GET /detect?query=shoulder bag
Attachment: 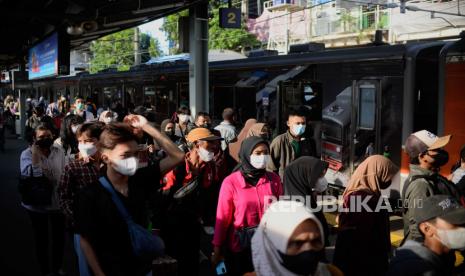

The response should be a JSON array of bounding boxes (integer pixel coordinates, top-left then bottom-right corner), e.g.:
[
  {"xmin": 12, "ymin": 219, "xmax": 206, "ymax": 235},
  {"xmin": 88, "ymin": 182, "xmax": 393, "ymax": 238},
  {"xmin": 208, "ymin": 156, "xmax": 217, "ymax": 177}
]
[
  {"xmin": 99, "ymin": 176, "xmax": 165, "ymax": 258},
  {"xmin": 18, "ymin": 167, "xmax": 53, "ymax": 206}
]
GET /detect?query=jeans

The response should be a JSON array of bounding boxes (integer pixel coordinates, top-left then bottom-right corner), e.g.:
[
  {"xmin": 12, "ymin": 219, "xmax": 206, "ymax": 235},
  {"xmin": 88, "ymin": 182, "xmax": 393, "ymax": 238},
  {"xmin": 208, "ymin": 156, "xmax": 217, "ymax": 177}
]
[{"xmin": 74, "ymin": 234, "xmax": 91, "ymax": 276}]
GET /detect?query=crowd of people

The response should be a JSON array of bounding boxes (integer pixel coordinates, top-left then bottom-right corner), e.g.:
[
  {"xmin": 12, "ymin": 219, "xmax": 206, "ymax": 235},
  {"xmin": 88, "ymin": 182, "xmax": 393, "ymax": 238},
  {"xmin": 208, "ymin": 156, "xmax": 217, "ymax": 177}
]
[{"xmin": 7, "ymin": 92, "xmax": 465, "ymax": 276}]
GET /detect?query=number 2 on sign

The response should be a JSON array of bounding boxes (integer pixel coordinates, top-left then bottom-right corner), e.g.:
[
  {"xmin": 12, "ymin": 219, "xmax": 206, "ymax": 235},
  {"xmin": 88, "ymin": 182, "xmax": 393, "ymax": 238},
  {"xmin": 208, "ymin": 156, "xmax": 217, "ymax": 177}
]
[{"xmin": 228, "ymin": 12, "xmax": 236, "ymax": 24}]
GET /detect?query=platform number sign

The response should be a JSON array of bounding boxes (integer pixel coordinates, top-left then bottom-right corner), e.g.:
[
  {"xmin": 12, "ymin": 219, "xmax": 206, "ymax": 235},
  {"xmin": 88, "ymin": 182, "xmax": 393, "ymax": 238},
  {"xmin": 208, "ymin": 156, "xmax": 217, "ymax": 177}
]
[{"xmin": 219, "ymin": 8, "xmax": 241, "ymax": 29}]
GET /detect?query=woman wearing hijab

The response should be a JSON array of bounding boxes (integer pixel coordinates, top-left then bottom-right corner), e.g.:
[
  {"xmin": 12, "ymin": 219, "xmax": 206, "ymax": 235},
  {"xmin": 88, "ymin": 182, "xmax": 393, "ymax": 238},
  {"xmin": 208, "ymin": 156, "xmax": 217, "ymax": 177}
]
[
  {"xmin": 283, "ymin": 156, "xmax": 330, "ymax": 245},
  {"xmin": 98, "ymin": 110, "xmax": 118, "ymax": 124},
  {"xmin": 160, "ymin": 119, "xmax": 177, "ymax": 142},
  {"xmin": 251, "ymin": 200, "xmax": 343, "ymax": 276},
  {"xmin": 247, "ymin": 123, "xmax": 269, "ymax": 140},
  {"xmin": 333, "ymin": 155, "xmax": 398, "ymax": 276},
  {"xmin": 212, "ymin": 136, "xmax": 283, "ymax": 276},
  {"xmin": 228, "ymin": 118, "xmax": 257, "ymax": 162}
]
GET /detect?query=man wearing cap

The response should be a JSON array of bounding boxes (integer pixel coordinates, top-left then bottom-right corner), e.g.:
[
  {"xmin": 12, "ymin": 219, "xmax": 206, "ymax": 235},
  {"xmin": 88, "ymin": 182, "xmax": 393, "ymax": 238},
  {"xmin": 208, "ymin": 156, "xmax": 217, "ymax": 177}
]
[
  {"xmin": 402, "ymin": 130, "xmax": 461, "ymax": 242},
  {"xmin": 389, "ymin": 195, "xmax": 465, "ymax": 276},
  {"xmin": 160, "ymin": 127, "xmax": 223, "ymax": 276}
]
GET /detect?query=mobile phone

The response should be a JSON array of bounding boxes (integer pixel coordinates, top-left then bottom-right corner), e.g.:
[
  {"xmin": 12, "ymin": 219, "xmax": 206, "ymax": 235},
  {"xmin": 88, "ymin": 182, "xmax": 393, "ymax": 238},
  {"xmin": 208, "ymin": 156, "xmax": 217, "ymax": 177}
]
[{"xmin": 216, "ymin": 260, "xmax": 227, "ymax": 275}]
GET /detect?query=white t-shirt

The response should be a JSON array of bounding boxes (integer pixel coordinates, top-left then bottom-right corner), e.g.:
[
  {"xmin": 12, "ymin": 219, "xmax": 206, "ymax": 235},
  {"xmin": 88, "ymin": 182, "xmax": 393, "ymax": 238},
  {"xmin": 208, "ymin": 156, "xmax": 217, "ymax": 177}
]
[{"xmin": 452, "ymin": 167, "xmax": 465, "ymax": 184}]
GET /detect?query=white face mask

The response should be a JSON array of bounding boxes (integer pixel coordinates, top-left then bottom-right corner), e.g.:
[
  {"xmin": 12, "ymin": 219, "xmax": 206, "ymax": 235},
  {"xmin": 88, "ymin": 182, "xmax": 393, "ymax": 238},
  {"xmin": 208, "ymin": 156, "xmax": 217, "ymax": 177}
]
[
  {"xmin": 250, "ymin": 154, "xmax": 270, "ymax": 169},
  {"xmin": 198, "ymin": 147, "xmax": 214, "ymax": 162},
  {"xmin": 78, "ymin": 143, "xmax": 97, "ymax": 158},
  {"xmin": 71, "ymin": 125, "xmax": 80, "ymax": 134},
  {"xmin": 112, "ymin": 157, "xmax": 139, "ymax": 176},
  {"xmin": 291, "ymin": 124, "xmax": 306, "ymax": 136},
  {"xmin": 314, "ymin": 177, "xmax": 329, "ymax": 193},
  {"xmin": 436, "ymin": 227, "xmax": 465, "ymax": 250},
  {"xmin": 179, "ymin": 114, "xmax": 190, "ymax": 123}
]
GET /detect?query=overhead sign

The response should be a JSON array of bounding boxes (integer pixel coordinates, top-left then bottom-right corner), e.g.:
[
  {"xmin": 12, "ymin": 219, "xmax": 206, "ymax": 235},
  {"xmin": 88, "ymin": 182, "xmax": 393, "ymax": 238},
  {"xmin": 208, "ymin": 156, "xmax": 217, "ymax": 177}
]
[
  {"xmin": 1, "ymin": 71, "xmax": 10, "ymax": 83},
  {"xmin": 219, "ymin": 8, "xmax": 241, "ymax": 29},
  {"xmin": 29, "ymin": 32, "xmax": 59, "ymax": 79},
  {"xmin": 28, "ymin": 32, "xmax": 69, "ymax": 80}
]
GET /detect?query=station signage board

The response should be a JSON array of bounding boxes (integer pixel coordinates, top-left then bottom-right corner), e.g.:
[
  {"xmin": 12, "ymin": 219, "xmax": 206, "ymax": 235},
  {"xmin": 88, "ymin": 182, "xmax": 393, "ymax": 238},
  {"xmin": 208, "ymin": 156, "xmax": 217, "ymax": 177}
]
[{"xmin": 219, "ymin": 8, "xmax": 241, "ymax": 29}]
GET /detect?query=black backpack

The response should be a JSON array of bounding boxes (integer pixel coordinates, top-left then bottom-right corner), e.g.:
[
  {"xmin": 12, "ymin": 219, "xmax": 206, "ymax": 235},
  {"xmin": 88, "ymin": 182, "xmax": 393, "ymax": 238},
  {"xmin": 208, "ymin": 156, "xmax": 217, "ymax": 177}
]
[{"xmin": 402, "ymin": 173, "xmax": 464, "ymax": 212}]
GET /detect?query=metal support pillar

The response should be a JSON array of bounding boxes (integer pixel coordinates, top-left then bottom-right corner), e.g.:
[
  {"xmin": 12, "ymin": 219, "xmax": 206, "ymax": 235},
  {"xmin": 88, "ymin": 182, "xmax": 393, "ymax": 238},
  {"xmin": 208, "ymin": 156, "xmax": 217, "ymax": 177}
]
[
  {"xmin": 19, "ymin": 89, "xmax": 26, "ymax": 139},
  {"xmin": 189, "ymin": 3, "xmax": 209, "ymax": 116}
]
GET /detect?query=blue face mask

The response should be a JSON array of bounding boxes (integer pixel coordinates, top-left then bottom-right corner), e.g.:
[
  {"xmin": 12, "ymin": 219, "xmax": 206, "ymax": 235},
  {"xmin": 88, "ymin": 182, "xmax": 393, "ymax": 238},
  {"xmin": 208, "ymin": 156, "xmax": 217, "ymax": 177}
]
[{"xmin": 291, "ymin": 124, "xmax": 306, "ymax": 136}]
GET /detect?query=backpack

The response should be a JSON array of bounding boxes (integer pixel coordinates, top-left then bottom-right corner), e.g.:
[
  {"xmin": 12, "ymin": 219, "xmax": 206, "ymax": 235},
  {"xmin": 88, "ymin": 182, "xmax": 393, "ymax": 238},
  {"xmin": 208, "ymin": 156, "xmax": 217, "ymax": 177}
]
[{"xmin": 402, "ymin": 173, "xmax": 465, "ymax": 213}]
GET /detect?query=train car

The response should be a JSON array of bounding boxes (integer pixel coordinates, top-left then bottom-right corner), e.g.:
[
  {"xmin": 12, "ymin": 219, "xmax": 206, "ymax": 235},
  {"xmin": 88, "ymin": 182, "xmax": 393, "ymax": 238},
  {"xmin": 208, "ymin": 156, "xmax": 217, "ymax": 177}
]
[{"xmin": 25, "ymin": 34, "xmax": 465, "ymax": 197}]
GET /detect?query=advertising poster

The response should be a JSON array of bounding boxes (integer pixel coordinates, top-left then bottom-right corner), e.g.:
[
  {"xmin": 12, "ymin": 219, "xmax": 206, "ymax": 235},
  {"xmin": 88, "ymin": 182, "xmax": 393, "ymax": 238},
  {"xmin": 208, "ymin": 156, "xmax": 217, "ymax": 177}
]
[{"xmin": 28, "ymin": 32, "xmax": 58, "ymax": 79}]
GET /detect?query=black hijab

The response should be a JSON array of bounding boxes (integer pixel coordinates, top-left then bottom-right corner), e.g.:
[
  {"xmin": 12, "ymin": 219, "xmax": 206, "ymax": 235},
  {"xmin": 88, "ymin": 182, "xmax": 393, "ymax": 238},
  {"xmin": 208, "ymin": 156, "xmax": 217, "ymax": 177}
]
[
  {"xmin": 283, "ymin": 156, "xmax": 329, "ymax": 197},
  {"xmin": 239, "ymin": 136, "xmax": 269, "ymax": 186},
  {"xmin": 160, "ymin": 119, "xmax": 177, "ymax": 141}
]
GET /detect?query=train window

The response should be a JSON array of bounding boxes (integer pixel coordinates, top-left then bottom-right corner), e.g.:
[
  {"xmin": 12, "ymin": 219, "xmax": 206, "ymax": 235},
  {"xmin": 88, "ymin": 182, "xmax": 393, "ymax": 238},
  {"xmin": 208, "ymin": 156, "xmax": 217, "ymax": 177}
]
[
  {"xmin": 358, "ymin": 85, "xmax": 376, "ymax": 130},
  {"xmin": 304, "ymin": 85, "xmax": 314, "ymax": 103},
  {"xmin": 144, "ymin": 86, "xmax": 156, "ymax": 109},
  {"xmin": 322, "ymin": 120, "xmax": 342, "ymax": 141},
  {"xmin": 103, "ymin": 87, "xmax": 119, "ymax": 109}
]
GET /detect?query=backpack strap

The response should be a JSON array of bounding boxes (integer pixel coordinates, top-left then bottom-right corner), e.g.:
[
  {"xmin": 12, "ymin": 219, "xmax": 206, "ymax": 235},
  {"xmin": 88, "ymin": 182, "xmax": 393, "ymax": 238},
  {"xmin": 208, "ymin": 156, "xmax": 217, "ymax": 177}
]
[
  {"xmin": 401, "ymin": 174, "xmax": 437, "ymax": 209},
  {"xmin": 98, "ymin": 176, "xmax": 133, "ymax": 224}
]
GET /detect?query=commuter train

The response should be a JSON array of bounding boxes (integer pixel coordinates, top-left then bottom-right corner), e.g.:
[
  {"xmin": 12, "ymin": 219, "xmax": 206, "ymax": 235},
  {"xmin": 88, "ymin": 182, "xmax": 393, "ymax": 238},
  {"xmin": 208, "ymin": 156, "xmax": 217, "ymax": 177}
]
[{"xmin": 7, "ymin": 34, "xmax": 465, "ymax": 197}]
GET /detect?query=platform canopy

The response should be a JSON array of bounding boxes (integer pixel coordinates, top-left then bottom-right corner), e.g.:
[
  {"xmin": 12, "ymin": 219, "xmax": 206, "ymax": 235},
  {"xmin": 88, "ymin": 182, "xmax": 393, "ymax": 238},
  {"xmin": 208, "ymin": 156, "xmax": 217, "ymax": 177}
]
[{"xmin": 0, "ymin": 0, "xmax": 203, "ymax": 67}]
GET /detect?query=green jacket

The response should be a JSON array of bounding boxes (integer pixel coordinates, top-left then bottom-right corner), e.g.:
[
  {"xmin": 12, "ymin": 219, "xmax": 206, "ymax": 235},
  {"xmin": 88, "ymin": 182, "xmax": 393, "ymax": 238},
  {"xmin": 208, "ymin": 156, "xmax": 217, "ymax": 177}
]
[{"xmin": 267, "ymin": 130, "xmax": 316, "ymax": 179}]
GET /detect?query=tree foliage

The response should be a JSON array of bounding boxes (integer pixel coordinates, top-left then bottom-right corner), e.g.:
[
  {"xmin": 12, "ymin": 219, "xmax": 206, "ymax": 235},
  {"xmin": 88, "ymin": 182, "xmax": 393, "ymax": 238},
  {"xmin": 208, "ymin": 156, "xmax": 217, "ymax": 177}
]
[
  {"xmin": 89, "ymin": 28, "xmax": 161, "ymax": 73},
  {"xmin": 161, "ymin": 6, "xmax": 259, "ymax": 54}
]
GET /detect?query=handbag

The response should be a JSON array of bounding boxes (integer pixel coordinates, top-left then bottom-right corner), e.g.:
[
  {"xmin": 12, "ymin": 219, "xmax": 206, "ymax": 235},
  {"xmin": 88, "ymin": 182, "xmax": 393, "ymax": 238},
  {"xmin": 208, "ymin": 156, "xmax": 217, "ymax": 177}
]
[
  {"xmin": 235, "ymin": 225, "xmax": 258, "ymax": 250},
  {"xmin": 18, "ymin": 168, "xmax": 53, "ymax": 206},
  {"xmin": 99, "ymin": 176, "xmax": 165, "ymax": 258}
]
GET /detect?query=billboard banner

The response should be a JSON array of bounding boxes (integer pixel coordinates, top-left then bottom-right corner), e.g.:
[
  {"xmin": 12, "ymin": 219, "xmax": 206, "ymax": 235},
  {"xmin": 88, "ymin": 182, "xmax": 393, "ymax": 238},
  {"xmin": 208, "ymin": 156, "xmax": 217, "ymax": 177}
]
[{"xmin": 28, "ymin": 32, "xmax": 59, "ymax": 79}]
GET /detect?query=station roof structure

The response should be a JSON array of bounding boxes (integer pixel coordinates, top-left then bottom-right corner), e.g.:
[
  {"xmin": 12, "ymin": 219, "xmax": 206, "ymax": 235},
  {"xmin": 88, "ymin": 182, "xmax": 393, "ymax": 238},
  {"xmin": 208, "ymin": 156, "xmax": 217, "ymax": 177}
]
[{"xmin": 0, "ymin": 0, "xmax": 203, "ymax": 67}]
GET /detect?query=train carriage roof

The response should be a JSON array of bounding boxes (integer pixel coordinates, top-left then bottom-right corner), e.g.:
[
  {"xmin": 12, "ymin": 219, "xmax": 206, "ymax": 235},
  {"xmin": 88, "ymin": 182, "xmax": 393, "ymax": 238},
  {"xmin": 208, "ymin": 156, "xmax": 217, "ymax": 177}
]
[{"xmin": 34, "ymin": 41, "xmax": 448, "ymax": 85}]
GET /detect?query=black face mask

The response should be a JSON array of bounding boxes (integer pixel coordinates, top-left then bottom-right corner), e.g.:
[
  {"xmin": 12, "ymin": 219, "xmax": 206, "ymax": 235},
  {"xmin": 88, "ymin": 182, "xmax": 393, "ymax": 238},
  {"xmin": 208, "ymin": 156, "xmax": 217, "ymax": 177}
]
[
  {"xmin": 164, "ymin": 129, "xmax": 175, "ymax": 137},
  {"xmin": 429, "ymin": 149, "xmax": 449, "ymax": 168},
  {"xmin": 278, "ymin": 250, "xmax": 320, "ymax": 276},
  {"xmin": 36, "ymin": 137, "xmax": 54, "ymax": 149}
]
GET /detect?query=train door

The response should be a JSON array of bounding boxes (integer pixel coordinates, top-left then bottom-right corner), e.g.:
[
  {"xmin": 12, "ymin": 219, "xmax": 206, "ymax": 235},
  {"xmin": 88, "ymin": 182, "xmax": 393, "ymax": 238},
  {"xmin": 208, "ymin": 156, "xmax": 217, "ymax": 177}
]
[
  {"xmin": 349, "ymin": 79, "xmax": 385, "ymax": 172},
  {"xmin": 212, "ymin": 86, "xmax": 234, "ymax": 123},
  {"xmin": 102, "ymin": 86, "xmax": 120, "ymax": 110},
  {"xmin": 234, "ymin": 87, "xmax": 258, "ymax": 125}
]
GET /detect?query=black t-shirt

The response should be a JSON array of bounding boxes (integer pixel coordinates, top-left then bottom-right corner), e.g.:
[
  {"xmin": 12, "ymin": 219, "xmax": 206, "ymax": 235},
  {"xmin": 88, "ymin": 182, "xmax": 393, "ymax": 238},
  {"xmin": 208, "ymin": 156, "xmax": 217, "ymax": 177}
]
[{"xmin": 75, "ymin": 162, "xmax": 160, "ymax": 276}]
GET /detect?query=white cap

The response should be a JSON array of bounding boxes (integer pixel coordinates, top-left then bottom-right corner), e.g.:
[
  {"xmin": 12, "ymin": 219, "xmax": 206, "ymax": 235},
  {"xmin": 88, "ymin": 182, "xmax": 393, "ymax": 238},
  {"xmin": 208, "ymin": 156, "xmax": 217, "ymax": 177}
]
[{"xmin": 405, "ymin": 130, "xmax": 451, "ymax": 157}]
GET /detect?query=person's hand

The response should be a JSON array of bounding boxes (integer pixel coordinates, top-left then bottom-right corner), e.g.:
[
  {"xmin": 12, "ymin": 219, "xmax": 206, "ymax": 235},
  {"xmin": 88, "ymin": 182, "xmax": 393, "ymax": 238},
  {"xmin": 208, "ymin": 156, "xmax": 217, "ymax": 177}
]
[
  {"xmin": 31, "ymin": 144, "xmax": 41, "ymax": 156},
  {"xmin": 126, "ymin": 114, "xmax": 148, "ymax": 129},
  {"xmin": 211, "ymin": 247, "xmax": 224, "ymax": 268}
]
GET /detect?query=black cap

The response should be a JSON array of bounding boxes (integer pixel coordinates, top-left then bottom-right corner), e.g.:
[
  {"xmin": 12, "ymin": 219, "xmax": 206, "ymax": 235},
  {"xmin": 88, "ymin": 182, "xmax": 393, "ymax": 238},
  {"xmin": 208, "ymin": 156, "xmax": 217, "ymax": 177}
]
[{"xmin": 414, "ymin": 195, "xmax": 465, "ymax": 225}]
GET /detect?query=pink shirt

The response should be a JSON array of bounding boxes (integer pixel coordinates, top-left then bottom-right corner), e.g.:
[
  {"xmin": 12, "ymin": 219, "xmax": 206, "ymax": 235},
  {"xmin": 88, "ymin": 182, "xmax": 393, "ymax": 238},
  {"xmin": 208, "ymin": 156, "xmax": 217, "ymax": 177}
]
[{"xmin": 213, "ymin": 171, "xmax": 283, "ymax": 252}]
